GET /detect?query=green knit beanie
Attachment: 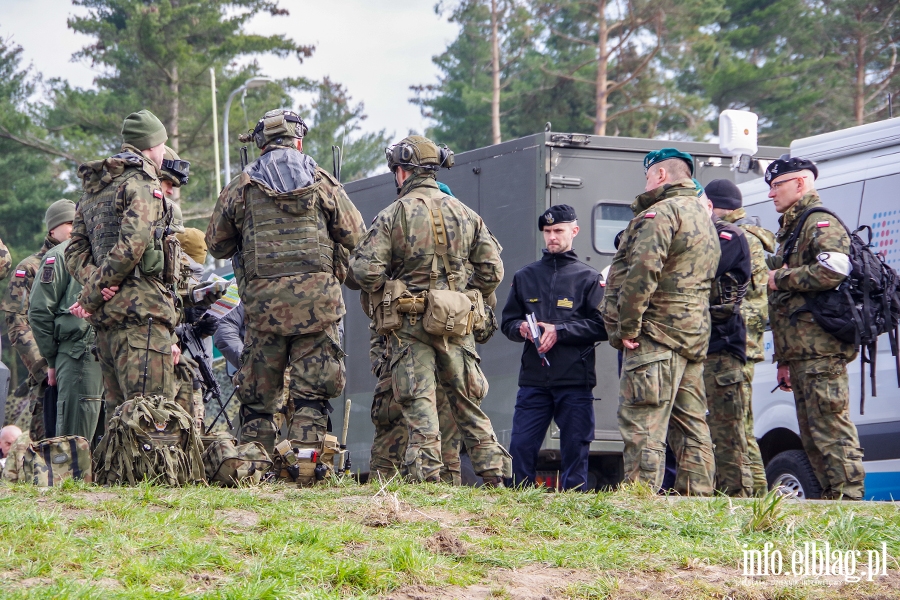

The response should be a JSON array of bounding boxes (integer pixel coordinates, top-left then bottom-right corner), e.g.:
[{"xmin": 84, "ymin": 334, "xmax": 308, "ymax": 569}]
[
  {"xmin": 121, "ymin": 109, "xmax": 168, "ymax": 149},
  {"xmin": 45, "ymin": 199, "xmax": 76, "ymax": 232}
]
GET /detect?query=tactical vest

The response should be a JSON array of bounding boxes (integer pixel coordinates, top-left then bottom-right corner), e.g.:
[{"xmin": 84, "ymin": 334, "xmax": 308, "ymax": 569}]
[
  {"xmin": 240, "ymin": 180, "xmax": 336, "ymax": 280},
  {"xmin": 80, "ymin": 170, "xmax": 141, "ymax": 264}
]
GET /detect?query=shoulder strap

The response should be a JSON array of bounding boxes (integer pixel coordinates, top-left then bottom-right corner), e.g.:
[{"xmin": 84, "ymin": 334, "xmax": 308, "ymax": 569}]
[
  {"xmin": 731, "ymin": 216, "xmax": 760, "ymax": 227},
  {"xmin": 423, "ymin": 196, "xmax": 457, "ymax": 291},
  {"xmin": 782, "ymin": 207, "xmax": 850, "ymax": 259}
]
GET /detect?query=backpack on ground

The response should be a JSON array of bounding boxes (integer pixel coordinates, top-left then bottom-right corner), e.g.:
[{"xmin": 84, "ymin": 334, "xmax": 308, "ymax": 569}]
[
  {"xmin": 784, "ymin": 207, "xmax": 900, "ymax": 411},
  {"xmin": 2, "ymin": 434, "xmax": 92, "ymax": 486},
  {"xmin": 94, "ymin": 394, "xmax": 205, "ymax": 486},
  {"xmin": 202, "ymin": 435, "xmax": 272, "ymax": 487}
]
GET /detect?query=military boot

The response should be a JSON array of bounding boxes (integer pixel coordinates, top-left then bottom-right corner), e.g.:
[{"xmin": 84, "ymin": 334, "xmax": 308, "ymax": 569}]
[
  {"xmin": 239, "ymin": 406, "xmax": 278, "ymax": 455},
  {"xmin": 481, "ymin": 476, "xmax": 505, "ymax": 488}
]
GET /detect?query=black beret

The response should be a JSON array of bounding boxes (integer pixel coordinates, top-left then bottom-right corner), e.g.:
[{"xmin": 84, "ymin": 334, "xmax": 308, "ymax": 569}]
[
  {"xmin": 705, "ymin": 179, "xmax": 743, "ymax": 210},
  {"xmin": 539, "ymin": 204, "xmax": 577, "ymax": 230},
  {"xmin": 764, "ymin": 155, "xmax": 818, "ymax": 186}
]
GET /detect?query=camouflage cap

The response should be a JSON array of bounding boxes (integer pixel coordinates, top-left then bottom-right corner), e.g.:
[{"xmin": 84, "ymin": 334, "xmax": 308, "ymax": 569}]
[
  {"xmin": 160, "ymin": 146, "xmax": 190, "ymax": 187},
  {"xmin": 643, "ymin": 148, "xmax": 694, "ymax": 176},
  {"xmin": 385, "ymin": 135, "xmax": 454, "ymax": 172},
  {"xmin": 121, "ymin": 109, "xmax": 167, "ymax": 150},
  {"xmin": 241, "ymin": 108, "xmax": 309, "ymax": 149}
]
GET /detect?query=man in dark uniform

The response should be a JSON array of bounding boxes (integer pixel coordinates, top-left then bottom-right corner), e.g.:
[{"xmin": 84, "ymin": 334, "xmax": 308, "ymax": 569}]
[
  {"xmin": 501, "ymin": 204, "xmax": 607, "ymax": 490},
  {"xmin": 702, "ymin": 196, "xmax": 754, "ymax": 496}
]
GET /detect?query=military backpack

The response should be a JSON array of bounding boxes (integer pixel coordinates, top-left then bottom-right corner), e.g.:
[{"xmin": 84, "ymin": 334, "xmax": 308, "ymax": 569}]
[
  {"xmin": 93, "ymin": 394, "xmax": 205, "ymax": 486},
  {"xmin": 783, "ymin": 207, "xmax": 900, "ymax": 410},
  {"xmin": 202, "ymin": 435, "xmax": 272, "ymax": 487},
  {"xmin": 2, "ymin": 434, "xmax": 93, "ymax": 486}
]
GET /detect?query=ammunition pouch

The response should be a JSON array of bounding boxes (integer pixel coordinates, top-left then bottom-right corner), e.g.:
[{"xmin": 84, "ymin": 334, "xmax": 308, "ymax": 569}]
[
  {"xmin": 139, "ymin": 228, "xmax": 165, "ymax": 278},
  {"xmin": 372, "ymin": 279, "xmax": 410, "ymax": 334},
  {"xmin": 423, "ymin": 289, "xmax": 479, "ymax": 337},
  {"xmin": 161, "ymin": 234, "xmax": 184, "ymax": 286},
  {"xmin": 271, "ymin": 434, "xmax": 340, "ymax": 486}
]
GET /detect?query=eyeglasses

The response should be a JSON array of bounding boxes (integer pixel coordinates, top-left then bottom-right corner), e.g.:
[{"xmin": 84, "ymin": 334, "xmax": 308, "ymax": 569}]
[{"xmin": 769, "ymin": 176, "xmax": 803, "ymax": 190}]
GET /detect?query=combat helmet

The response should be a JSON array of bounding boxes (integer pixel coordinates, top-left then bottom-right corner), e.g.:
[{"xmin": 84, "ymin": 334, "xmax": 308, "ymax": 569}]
[
  {"xmin": 240, "ymin": 108, "xmax": 309, "ymax": 149},
  {"xmin": 385, "ymin": 135, "xmax": 454, "ymax": 173},
  {"xmin": 160, "ymin": 146, "xmax": 190, "ymax": 187}
]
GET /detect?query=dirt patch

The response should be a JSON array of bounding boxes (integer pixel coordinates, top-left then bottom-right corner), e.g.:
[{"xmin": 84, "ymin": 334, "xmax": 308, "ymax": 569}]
[
  {"xmin": 423, "ymin": 530, "xmax": 467, "ymax": 557},
  {"xmin": 78, "ymin": 492, "xmax": 119, "ymax": 504},
  {"xmin": 214, "ymin": 509, "xmax": 259, "ymax": 529},
  {"xmin": 384, "ymin": 564, "xmax": 900, "ymax": 600},
  {"xmin": 364, "ymin": 492, "xmax": 403, "ymax": 527},
  {"xmin": 74, "ymin": 577, "xmax": 122, "ymax": 590}
]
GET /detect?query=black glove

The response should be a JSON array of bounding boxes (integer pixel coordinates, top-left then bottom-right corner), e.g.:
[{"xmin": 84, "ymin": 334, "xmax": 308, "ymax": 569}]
[{"xmin": 192, "ymin": 314, "xmax": 219, "ymax": 338}]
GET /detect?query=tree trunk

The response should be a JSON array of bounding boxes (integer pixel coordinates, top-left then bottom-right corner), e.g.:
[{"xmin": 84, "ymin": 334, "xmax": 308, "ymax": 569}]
[
  {"xmin": 595, "ymin": 0, "xmax": 609, "ymax": 136},
  {"xmin": 855, "ymin": 33, "xmax": 866, "ymax": 125},
  {"xmin": 490, "ymin": 0, "xmax": 502, "ymax": 145},
  {"xmin": 169, "ymin": 63, "xmax": 180, "ymax": 201}
]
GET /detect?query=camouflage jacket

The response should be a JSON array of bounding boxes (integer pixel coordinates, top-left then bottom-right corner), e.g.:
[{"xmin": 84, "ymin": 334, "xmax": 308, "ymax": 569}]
[
  {"xmin": 722, "ymin": 208, "xmax": 775, "ymax": 364},
  {"xmin": 768, "ymin": 192, "xmax": 857, "ymax": 363},
  {"xmin": 206, "ymin": 153, "xmax": 365, "ymax": 335},
  {"xmin": 602, "ymin": 179, "xmax": 720, "ymax": 361},
  {"xmin": 28, "ymin": 240, "xmax": 95, "ymax": 369},
  {"xmin": 65, "ymin": 145, "xmax": 178, "ymax": 331},
  {"xmin": 1, "ymin": 235, "xmax": 58, "ymax": 379},
  {"xmin": 0, "ymin": 238, "xmax": 9, "ymax": 280},
  {"xmin": 349, "ymin": 177, "xmax": 504, "ymax": 298}
]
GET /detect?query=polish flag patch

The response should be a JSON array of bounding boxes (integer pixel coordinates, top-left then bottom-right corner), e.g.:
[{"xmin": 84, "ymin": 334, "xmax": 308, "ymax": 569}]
[
  {"xmin": 15, "ymin": 269, "xmax": 26, "ymax": 277},
  {"xmin": 45, "ymin": 256, "xmax": 55, "ymax": 264},
  {"xmin": 719, "ymin": 231, "xmax": 733, "ymax": 240},
  {"xmin": 816, "ymin": 221, "xmax": 830, "ymax": 228},
  {"xmin": 644, "ymin": 212, "xmax": 657, "ymax": 219},
  {"xmin": 153, "ymin": 189, "xmax": 163, "ymax": 199}
]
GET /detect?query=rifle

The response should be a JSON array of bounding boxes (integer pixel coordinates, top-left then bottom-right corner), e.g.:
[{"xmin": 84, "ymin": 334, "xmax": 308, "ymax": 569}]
[{"xmin": 177, "ymin": 322, "xmax": 232, "ymax": 430}]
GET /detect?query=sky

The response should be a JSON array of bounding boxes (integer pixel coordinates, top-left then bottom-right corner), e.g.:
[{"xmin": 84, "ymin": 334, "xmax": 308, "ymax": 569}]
[{"xmin": 1, "ymin": 0, "xmax": 459, "ymax": 141}]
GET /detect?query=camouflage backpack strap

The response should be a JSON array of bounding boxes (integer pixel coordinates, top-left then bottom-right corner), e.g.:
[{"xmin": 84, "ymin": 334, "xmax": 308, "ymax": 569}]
[{"xmin": 422, "ymin": 196, "xmax": 457, "ymax": 292}]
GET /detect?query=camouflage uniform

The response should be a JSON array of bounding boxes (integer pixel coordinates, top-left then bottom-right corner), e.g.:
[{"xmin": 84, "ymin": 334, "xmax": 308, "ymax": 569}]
[
  {"xmin": 1, "ymin": 235, "xmax": 57, "ymax": 436},
  {"xmin": 368, "ymin": 322, "xmax": 463, "ymax": 483},
  {"xmin": 28, "ymin": 240, "xmax": 104, "ymax": 441},
  {"xmin": 206, "ymin": 123, "xmax": 365, "ymax": 454},
  {"xmin": 722, "ymin": 208, "xmax": 775, "ymax": 494},
  {"xmin": 0, "ymin": 239, "xmax": 9, "ymax": 281},
  {"xmin": 65, "ymin": 145, "xmax": 179, "ymax": 410},
  {"xmin": 602, "ymin": 179, "xmax": 720, "ymax": 495},
  {"xmin": 768, "ymin": 191, "xmax": 864, "ymax": 500},
  {"xmin": 350, "ymin": 159, "xmax": 510, "ymax": 483}
]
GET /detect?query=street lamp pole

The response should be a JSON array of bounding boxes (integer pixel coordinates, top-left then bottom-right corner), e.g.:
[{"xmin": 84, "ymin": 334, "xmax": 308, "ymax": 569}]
[{"xmin": 223, "ymin": 76, "xmax": 276, "ymax": 182}]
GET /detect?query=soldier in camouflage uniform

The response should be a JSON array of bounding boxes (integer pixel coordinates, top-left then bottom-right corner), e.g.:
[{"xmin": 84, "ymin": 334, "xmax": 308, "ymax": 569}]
[
  {"xmin": 29, "ymin": 230, "xmax": 104, "ymax": 442},
  {"xmin": 350, "ymin": 135, "xmax": 511, "ymax": 485},
  {"xmin": 1, "ymin": 200, "xmax": 74, "ymax": 436},
  {"xmin": 206, "ymin": 108, "xmax": 365, "ymax": 454},
  {"xmin": 765, "ymin": 157, "xmax": 864, "ymax": 500},
  {"xmin": 65, "ymin": 110, "xmax": 181, "ymax": 411},
  {"xmin": 708, "ymin": 179, "xmax": 774, "ymax": 494},
  {"xmin": 0, "ymin": 238, "xmax": 9, "ymax": 281},
  {"xmin": 602, "ymin": 148, "xmax": 720, "ymax": 496}
]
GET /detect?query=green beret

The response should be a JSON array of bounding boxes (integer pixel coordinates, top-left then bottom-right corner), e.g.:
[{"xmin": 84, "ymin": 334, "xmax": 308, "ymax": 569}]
[
  {"xmin": 121, "ymin": 109, "xmax": 168, "ymax": 150},
  {"xmin": 643, "ymin": 148, "xmax": 694, "ymax": 176},
  {"xmin": 45, "ymin": 199, "xmax": 76, "ymax": 232}
]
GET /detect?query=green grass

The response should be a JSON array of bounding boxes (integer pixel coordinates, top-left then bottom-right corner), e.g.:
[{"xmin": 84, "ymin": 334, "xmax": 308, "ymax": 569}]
[{"xmin": 0, "ymin": 478, "xmax": 898, "ymax": 598}]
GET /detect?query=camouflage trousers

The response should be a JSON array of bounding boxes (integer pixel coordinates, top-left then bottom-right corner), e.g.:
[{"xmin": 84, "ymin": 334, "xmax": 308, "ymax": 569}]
[
  {"xmin": 370, "ymin": 374, "xmax": 463, "ymax": 484},
  {"xmin": 174, "ymin": 354, "xmax": 205, "ymax": 428},
  {"xmin": 96, "ymin": 323, "xmax": 176, "ymax": 411},
  {"xmin": 389, "ymin": 320, "xmax": 511, "ymax": 482},
  {"xmin": 235, "ymin": 323, "xmax": 345, "ymax": 454},
  {"xmin": 788, "ymin": 357, "xmax": 865, "ymax": 500},
  {"xmin": 618, "ymin": 337, "xmax": 714, "ymax": 496},
  {"xmin": 742, "ymin": 362, "xmax": 769, "ymax": 494},
  {"xmin": 54, "ymin": 349, "xmax": 104, "ymax": 442},
  {"xmin": 703, "ymin": 351, "xmax": 754, "ymax": 497}
]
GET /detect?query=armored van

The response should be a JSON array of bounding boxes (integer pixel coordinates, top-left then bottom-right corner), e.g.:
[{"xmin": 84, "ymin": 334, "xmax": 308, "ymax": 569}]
[
  {"xmin": 741, "ymin": 117, "xmax": 900, "ymax": 501},
  {"xmin": 337, "ymin": 130, "xmax": 785, "ymax": 487}
]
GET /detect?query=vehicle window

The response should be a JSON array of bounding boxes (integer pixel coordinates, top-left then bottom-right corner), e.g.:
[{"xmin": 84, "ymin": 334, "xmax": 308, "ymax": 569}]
[
  {"xmin": 860, "ymin": 173, "xmax": 900, "ymax": 270},
  {"xmin": 592, "ymin": 203, "xmax": 633, "ymax": 254}
]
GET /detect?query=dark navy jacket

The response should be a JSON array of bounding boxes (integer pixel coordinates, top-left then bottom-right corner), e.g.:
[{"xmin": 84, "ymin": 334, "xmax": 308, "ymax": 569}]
[
  {"xmin": 708, "ymin": 219, "xmax": 752, "ymax": 361},
  {"xmin": 501, "ymin": 249, "xmax": 607, "ymax": 388}
]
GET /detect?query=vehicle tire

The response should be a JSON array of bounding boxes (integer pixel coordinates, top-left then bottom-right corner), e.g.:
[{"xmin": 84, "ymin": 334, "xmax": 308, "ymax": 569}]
[{"xmin": 765, "ymin": 449, "xmax": 823, "ymax": 499}]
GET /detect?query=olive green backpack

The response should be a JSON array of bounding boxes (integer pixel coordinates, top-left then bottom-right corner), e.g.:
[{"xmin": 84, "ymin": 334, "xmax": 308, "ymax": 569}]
[{"xmin": 93, "ymin": 394, "xmax": 205, "ymax": 486}]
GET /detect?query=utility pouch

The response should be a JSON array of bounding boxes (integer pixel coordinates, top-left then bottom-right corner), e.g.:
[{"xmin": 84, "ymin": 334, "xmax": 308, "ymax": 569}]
[
  {"xmin": 466, "ymin": 289, "xmax": 487, "ymax": 334},
  {"xmin": 374, "ymin": 279, "xmax": 408, "ymax": 334},
  {"xmin": 423, "ymin": 289, "xmax": 475, "ymax": 337},
  {"xmin": 203, "ymin": 438, "xmax": 272, "ymax": 487},
  {"xmin": 161, "ymin": 234, "xmax": 184, "ymax": 286},
  {"xmin": 139, "ymin": 227, "xmax": 165, "ymax": 278}
]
